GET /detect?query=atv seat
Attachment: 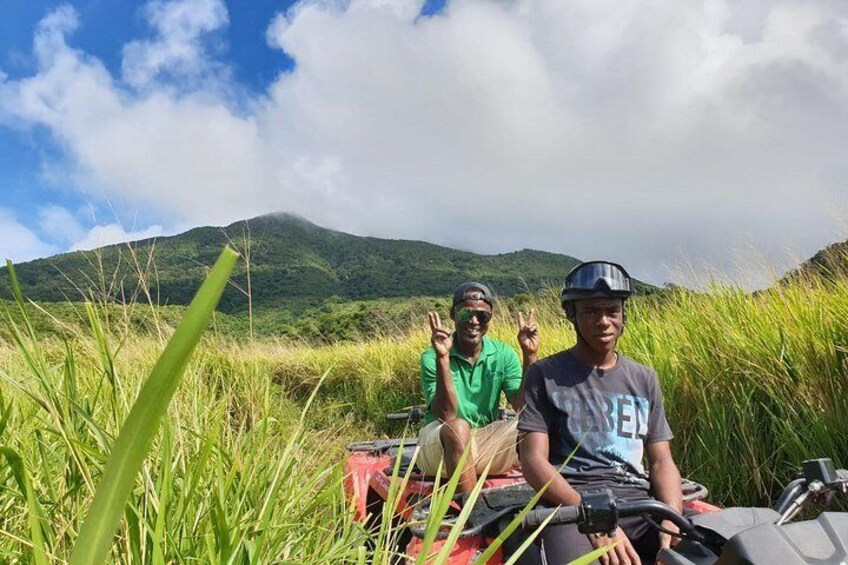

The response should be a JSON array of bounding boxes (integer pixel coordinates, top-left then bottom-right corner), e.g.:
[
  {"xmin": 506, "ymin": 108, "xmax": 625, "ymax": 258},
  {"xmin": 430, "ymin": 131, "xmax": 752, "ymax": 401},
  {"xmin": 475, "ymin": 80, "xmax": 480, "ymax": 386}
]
[{"xmin": 390, "ymin": 442, "xmax": 421, "ymax": 475}]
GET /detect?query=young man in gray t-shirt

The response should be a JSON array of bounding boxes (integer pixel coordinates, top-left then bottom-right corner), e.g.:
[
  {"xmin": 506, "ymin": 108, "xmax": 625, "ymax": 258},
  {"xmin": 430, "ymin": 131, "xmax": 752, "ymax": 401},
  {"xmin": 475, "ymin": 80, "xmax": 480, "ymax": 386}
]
[{"xmin": 519, "ymin": 261, "xmax": 682, "ymax": 565}]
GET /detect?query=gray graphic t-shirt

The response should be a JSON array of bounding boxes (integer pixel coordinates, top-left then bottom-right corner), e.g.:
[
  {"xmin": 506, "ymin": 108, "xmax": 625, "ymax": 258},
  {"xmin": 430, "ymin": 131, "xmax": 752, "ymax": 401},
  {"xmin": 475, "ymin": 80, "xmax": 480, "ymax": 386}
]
[{"xmin": 518, "ymin": 351, "xmax": 673, "ymax": 489}]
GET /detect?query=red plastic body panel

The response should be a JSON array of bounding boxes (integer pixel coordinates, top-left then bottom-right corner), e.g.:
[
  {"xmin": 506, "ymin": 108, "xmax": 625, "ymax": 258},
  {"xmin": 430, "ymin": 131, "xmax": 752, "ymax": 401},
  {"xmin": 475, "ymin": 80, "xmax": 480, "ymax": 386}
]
[
  {"xmin": 405, "ymin": 536, "xmax": 501, "ymax": 564},
  {"xmin": 684, "ymin": 498, "xmax": 722, "ymax": 515},
  {"xmin": 343, "ymin": 452, "xmax": 393, "ymax": 522}
]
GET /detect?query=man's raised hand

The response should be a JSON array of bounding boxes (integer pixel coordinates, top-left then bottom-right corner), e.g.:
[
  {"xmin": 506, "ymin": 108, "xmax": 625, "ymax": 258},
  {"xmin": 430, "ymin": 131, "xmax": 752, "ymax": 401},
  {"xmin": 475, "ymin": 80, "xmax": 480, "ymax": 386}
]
[
  {"xmin": 428, "ymin": 311, "xmax": 453, "ymax": 358},
  {"xmin": 517, "ymin": 309, "xmax": 540, "ymax": 356}
]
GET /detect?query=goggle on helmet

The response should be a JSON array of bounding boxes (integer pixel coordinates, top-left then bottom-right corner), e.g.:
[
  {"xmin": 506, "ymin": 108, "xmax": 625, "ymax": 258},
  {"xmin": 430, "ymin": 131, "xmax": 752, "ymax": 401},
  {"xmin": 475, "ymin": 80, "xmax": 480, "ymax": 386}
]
[{"xmin": 561, "ymin": 261, "xmax": 633, "ymax": 307}]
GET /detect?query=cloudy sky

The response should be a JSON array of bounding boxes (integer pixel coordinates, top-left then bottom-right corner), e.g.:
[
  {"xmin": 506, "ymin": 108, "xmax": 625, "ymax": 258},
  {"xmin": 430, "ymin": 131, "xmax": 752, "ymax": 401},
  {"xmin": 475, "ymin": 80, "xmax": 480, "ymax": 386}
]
[{"xmin": 1, "ymin": 0, "xmax": 846, "ymax": 287}]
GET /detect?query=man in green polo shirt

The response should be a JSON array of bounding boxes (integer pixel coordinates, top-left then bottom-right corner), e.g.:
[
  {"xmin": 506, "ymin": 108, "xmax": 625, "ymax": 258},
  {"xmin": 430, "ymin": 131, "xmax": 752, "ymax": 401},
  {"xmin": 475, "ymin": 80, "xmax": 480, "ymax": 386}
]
[{"xmin": 417, "ymin": 282, "xmax": 539, "ymax": 492}]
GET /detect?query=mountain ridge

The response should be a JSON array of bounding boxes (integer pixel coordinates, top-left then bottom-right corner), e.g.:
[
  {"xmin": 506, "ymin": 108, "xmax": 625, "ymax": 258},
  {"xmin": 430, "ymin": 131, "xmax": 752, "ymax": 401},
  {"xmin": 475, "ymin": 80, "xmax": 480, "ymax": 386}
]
[
  {"xmin": 781, "ymin": 240, "xmax": 848, "ymax": 284},
  {"xmin": 1, "ymin": 213, "xmax": 612, "ymax": 313}
]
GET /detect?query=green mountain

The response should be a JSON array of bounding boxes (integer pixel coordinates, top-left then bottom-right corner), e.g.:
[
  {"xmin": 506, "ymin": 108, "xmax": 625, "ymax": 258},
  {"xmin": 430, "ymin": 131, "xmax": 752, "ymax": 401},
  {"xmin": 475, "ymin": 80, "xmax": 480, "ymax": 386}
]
[
  {"xmin": 0, "ymin": 213, "xmax": 608, "ymax": 313},
  {"xmin": 782, "ymin": 240, "xmax": 848, "ymax": 283}
]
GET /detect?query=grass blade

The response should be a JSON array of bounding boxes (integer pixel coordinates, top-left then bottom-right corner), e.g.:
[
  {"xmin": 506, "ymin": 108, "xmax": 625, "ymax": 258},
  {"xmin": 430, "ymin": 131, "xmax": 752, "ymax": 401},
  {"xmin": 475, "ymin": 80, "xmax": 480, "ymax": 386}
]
[
  {"xmin": 566, "ymin": 541, "xmax": 621, "ymax": 565},
  {"xmin": 69, "ymin": 247, "xmax": 239, "ymax": 565},
  {"xmin": 0, "ymin": 446, "xmax": 51, "ymax": 565}
]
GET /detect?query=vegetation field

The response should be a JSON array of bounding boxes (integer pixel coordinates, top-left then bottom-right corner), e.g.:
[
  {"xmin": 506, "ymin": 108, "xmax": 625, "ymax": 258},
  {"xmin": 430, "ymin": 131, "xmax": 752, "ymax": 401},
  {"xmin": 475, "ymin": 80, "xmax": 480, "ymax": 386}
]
[{"xmin": 0, "ymin": 261, "xmax": 846, "ymax": 561}]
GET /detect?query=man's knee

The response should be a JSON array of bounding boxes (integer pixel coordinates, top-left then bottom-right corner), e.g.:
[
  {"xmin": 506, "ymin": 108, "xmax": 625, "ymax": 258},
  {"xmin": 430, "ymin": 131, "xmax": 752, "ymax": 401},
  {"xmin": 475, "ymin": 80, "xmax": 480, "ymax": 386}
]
[{"xmin": 439, "ymin": 417, "xmax": 472, "ymax": 452}]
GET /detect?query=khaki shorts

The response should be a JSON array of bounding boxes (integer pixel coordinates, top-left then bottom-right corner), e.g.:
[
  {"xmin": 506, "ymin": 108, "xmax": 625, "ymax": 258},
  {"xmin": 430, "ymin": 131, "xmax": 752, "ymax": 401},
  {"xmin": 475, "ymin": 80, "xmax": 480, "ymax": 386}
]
[{"xmin": 416, "ymin": 418, "xmax": 520, "ymax": 477}]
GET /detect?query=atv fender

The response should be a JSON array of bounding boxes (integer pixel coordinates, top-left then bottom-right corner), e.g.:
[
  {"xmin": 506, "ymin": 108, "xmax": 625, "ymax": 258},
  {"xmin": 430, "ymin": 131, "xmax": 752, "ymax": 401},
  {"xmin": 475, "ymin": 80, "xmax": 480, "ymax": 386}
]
[
  {"xmin": 405, "ymin": 535, "xmax": 501, "ymax": 564},
  {"xmin": 344, "ymin": 451, "xmax": 392, "ymax": 522}
]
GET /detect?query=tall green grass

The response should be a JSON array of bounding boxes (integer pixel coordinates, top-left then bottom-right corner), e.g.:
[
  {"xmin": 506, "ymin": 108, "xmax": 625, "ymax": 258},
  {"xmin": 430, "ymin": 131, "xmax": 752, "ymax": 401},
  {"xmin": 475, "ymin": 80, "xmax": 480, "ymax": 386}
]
[
  {"xmin": 0, "ymin": 254, "xmax": 373, "ymax": 562},
  {"xmin": 70, "ymin": 248, "xmax": 238, "ymax": 564},
  {"xmin": 0, "ymin": 257, "xmax": 846, "ymax": 559},
  {"xmin": 626, "ymin": 278, "xmax": 848, "ymax": 506}
]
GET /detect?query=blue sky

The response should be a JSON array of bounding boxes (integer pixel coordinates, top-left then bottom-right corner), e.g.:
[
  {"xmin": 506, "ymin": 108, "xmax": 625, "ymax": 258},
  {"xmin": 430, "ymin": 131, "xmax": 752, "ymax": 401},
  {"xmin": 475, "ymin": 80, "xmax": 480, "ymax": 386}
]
[
  {"xmin": 0, "ymin": 0, "xmax": 845, "ymax": 287},
  {"xmin": 1, "ymin": 1, "xmax": 301, "ymax": 88},
  {"xmin": 0, "ymin": 0, "xmax": 302, "ymax": 254},
  {"xmin": 0, "ymin": 0, "xmax": 304, "ymax": 258}
]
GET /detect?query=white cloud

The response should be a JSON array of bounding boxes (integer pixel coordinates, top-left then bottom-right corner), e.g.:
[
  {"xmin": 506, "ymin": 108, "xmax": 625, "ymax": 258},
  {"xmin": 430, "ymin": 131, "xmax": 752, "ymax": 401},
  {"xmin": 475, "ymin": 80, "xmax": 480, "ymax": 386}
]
[
  {"xmin": 70, "ymin": 223, "xmax": 165, "ymax": 251},
  {"xmin": 32, "ymin": 4, "xmax": 80, "ymax": 69},
  {"xmin": 122, "ymin": 0, "xmax": 229, "ymax": 88},
  {"xmin": 2, "ymin": 0, "xmax": 848, "ymax": 285},
  {"xmin": 0, "ymin": 209, "xmax": 56, "ymax": 263},
  {"xmin": 37, "ymin": 205, "xmax": 85, "ymax": 244},
  {"xmin": 37, "ymin": 204, "xmax": 168, "ymax": 252}
]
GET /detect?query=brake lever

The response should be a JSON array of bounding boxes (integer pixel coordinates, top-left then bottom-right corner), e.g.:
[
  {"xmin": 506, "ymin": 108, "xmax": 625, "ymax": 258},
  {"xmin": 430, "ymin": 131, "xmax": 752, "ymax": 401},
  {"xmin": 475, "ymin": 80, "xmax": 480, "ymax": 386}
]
[
  {"xmin": 640, "ymin": 513, "xmax": 688, "ymax": 541},
  {"xmin": 836, "ymin": 469, "xmax": 848, "ymax": 494},
  {"xmin": 776, "ymin": 480, "xmax": 821, "ymax": 526}
]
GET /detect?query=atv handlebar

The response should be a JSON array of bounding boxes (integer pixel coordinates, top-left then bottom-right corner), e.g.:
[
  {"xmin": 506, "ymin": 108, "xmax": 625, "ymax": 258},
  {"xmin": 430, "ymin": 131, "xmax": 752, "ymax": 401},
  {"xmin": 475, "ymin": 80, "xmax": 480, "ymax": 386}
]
[
  {"xmin": 774, "ymin": 459, "xmax": 848, "ymax": 525},
  {"xmin": 403, "ymin": 459, "xmax": 847, "ymax": 544},
  {"xmin": 521, "ymin": 505, "xmax": 580, "ymax": 529},
  {"xmin": 523, "ymin": 461, "xmax": 848, "ymax": 536},
  {"xmin": 386, "ymin": 406, "xmax": 426, "ymax": 423},
  {"xmin": 408, "ymin": 488, "xmax": 702, "ymax": 542},
  {"xmin": 520, "ymin": 490, "xmax": 702, "ymax": 541}
]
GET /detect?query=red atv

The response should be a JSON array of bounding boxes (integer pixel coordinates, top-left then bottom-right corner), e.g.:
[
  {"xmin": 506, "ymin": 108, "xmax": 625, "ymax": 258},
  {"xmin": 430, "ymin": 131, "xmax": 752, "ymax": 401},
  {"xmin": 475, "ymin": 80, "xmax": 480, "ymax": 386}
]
[{"xmin": 343, "ymin": 408, "xmax": 718, "ymax": 563}]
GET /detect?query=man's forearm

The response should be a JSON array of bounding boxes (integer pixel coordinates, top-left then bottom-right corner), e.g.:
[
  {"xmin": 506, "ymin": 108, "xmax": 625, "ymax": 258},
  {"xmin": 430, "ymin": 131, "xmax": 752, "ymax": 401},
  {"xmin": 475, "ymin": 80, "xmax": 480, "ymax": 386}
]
[
  {"xmin": 508, "ymin": 351, "xmax": 537, "ymax": 411},
  {"xmin": 522, "ymin": 351, "xmax": 538, "ymax": 375},
  {"xmin": 431, "ymin": 355, "xmax": 459, "ymax": 421},
  {"xmin": 650, "ymin": 460, "xmax": 683, "ymax": 511},
  {"xmin": 522, "ymin": 453, "xmax": 582, "ymax": 507}
]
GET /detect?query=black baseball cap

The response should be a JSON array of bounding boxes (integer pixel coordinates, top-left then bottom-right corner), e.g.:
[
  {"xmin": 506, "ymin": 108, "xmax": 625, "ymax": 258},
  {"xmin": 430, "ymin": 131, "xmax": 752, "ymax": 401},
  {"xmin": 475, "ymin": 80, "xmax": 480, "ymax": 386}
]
[{"xmin": 452, "ymin": 282, "xmax": 494, "ymax": 307}]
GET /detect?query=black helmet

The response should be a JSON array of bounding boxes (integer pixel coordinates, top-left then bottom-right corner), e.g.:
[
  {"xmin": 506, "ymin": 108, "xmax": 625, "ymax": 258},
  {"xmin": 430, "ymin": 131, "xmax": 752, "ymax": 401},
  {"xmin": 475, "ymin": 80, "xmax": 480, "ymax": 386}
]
[{"xmin": 561, "ymin": 261, "xmax": 633, "ymax": 307}]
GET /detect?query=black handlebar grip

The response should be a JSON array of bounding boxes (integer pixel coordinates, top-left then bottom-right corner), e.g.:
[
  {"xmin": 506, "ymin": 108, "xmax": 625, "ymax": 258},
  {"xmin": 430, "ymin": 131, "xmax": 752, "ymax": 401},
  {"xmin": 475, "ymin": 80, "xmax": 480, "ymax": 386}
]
[{"xmin": 522, "ymin": 506, "xmax": 581, "ymax": 529}]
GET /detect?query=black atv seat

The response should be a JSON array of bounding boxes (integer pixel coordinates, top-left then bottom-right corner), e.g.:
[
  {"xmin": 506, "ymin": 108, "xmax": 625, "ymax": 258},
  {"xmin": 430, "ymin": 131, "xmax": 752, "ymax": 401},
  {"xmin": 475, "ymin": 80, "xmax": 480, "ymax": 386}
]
[
  {"xmin": 388, "ymin": 441, "xmax": 422, "ymax": 476},
  {"xmin": 397, "ymin": 446, "xmax": 420, "ymax": 475}
]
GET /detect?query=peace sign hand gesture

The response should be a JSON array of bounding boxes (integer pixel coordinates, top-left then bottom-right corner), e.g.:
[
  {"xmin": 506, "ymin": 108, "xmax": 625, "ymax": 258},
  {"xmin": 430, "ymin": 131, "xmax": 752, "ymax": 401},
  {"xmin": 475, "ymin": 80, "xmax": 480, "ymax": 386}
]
[
  {"xmin": 517, "ymin": 308, "xmax": 539, "ymax": 357},
  {"xmin": 428, "ymin": 312, "xmax": 453, "ymax": 359}
]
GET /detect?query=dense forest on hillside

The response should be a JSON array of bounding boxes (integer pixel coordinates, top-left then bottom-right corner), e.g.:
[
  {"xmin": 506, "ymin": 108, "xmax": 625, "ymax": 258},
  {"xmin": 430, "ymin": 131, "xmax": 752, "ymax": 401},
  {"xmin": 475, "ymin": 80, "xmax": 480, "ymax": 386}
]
[
  {"xmin": 0, "ymin": 214, "xmax": 601, "ymax": 314},
  {"xmin": 0, "ymin": 214, "xmax": 659, "ymax": 326},
  {"xmin": 0, "ymin": 290, "xmax": 560, "ymax": 343},
  {"xmin": 783, "ymin": 241, "xmax": 848, "ymax": 283}
]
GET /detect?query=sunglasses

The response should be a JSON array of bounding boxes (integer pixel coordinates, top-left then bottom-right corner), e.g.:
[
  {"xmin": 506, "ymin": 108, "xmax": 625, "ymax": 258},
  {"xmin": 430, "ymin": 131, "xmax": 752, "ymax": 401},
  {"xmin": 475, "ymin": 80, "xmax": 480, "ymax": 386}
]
[{"xmin": 457, "ymin": 308, "xmax": 493, "ymax": 324}]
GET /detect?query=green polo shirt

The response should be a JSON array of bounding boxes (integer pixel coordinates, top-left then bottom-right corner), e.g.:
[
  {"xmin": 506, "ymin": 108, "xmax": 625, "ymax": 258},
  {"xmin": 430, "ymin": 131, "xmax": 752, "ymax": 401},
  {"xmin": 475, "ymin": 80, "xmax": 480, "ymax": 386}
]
[{"xmin": 421, "ymin": 337, "xmax": 523, "ymax": 427}]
